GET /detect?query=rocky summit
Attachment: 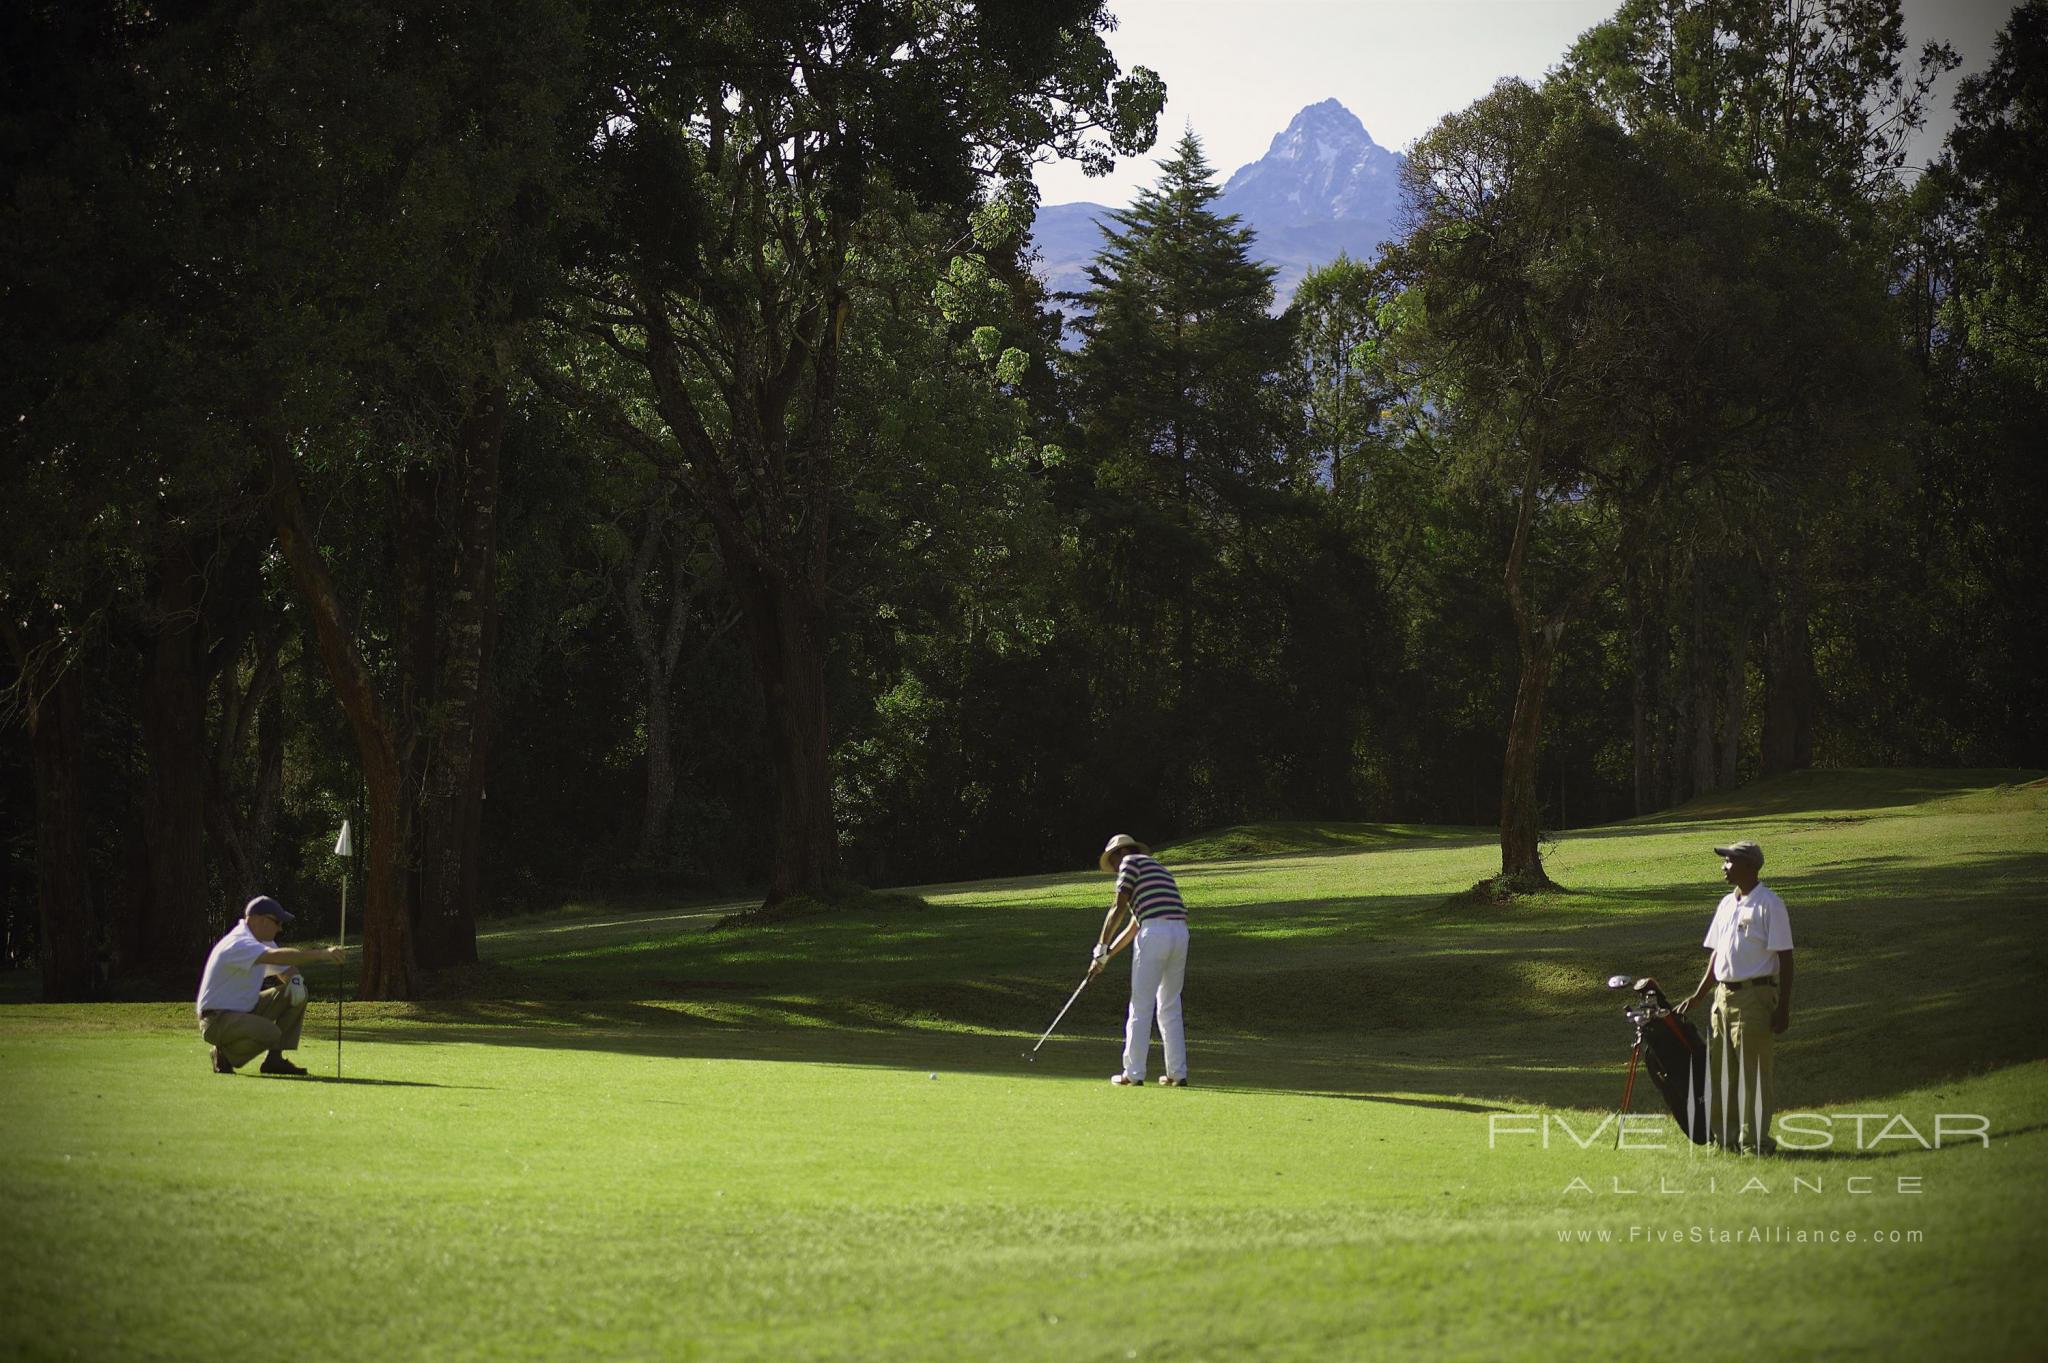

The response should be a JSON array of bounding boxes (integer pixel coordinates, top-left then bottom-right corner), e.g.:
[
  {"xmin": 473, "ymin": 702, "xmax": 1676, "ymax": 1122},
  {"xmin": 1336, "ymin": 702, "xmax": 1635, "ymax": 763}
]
[
  {"xmin": 1031, "ymin": 98, "xmax": 1407, "ymax": 309},
  {"xmin": 1216, "ymin": 98, "xmax": 1404, "ymax": 233}
]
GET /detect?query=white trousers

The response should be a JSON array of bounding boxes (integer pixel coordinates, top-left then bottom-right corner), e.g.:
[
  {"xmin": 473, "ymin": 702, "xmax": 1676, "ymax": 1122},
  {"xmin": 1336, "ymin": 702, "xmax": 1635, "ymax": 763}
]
[{"xmin": 1122, "ymin": 918, "xmax": 1189, "ymax": 1081}]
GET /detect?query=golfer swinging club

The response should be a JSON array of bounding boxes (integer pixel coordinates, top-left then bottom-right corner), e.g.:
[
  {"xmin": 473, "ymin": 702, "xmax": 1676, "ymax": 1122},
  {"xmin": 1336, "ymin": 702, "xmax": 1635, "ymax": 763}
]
[{"xmin": 1090, "ymin": 834, "xmax": 1190, "ymax": 1087}]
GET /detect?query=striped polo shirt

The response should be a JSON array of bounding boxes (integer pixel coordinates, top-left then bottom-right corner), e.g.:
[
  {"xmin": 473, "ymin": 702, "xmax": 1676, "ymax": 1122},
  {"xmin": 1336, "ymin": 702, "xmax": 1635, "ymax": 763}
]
[{"xmin": 1116, "ymin": 853, "xmax": 1187, "ymax": 922}]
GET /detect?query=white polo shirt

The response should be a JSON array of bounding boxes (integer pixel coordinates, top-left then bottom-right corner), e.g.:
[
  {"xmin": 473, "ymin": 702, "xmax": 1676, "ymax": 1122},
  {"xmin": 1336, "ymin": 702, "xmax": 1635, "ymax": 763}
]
[
  {"xmin": 196, "ymin": 922, "xmax": 278, "ymax": 1016},
  {"xmin": 1703, "ymin": 883, "xmax": 1793, "ymax": 984}
]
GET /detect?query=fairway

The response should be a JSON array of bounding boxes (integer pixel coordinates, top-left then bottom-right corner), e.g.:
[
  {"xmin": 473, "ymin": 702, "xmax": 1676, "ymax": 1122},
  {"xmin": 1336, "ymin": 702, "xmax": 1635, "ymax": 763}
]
[{"xmin": 5, "ymin": 770, "xmax": 2047, "ymax": 1361}]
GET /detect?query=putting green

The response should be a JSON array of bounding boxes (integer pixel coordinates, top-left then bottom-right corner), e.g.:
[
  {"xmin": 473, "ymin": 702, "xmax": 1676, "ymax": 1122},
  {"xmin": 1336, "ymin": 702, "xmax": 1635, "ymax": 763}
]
[{"xmin": 3, "ymin": 769, "xmax": 2045, "ymax": 1360}]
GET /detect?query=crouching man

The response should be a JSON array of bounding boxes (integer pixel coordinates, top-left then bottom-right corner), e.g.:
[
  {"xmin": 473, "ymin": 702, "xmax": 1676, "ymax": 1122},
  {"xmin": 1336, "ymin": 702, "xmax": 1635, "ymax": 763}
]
[{"xmin": 197, "ymin": 895, "xmax": 345, "ymax": 1076}]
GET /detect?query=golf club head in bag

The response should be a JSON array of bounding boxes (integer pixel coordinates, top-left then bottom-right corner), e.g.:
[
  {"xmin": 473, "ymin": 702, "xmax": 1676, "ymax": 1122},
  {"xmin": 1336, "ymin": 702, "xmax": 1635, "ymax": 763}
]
[{"xmin": 1610, "ymin": 973, "xmax": 1710, "ymax": 1145}]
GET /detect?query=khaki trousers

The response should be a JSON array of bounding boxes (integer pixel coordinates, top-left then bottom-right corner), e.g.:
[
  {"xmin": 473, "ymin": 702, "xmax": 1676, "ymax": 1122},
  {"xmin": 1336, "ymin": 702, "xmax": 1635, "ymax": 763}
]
[
  {"xmin": 1709, "ymin": 981, "xmax": 1777, "ymax": 1151},
  {"xmin": 200, "ymin": 976, "xmax": 308, "ymax": 1070}
]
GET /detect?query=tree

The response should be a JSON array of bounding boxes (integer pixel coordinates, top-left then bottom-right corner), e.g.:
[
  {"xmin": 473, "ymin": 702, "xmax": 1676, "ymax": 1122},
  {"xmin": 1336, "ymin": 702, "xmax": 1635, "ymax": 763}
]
[
  {"xmin": 0, "ymin": 0, "xmax": 594, "ymax": 996},
  {"xmin": 1945, "ymin": 0, "xmax": 2048, "ymax": 395},
  {"xmin": 1564, "ymin": 0, "xmax": 1956, "ymax": 218},
  {"xmin": 1058, "ymin": 134, "xmax": 1395, "ymax": 835},
  {"xmin": 1062, "ymin": 133, "xmax": 1307, "ymax": 827},
  {"xmin": 0, "ymin": 0, "xmax": 268, "ymax": 987},
  {"xmin": 536, "ymin": 0, "xmax": 1163, "ymax": 904},
  {"xmin": 1291, "ymin": 255, "xmax": 1400, "ymax": 512},
  {"xmin": 1564, "ymin": 0, "xmax": 1957, "ymax": 778},
  {"xmin": 606, "ymin": 479, "xmax": 734, "ymax": 865},
  {"xmin": 1842, "ymin": 0, "xmax": 2048, "ymax": 768},
  {"xmin": 1392, "ymin": 79, "xmax": 1893, "ymax": 886}
]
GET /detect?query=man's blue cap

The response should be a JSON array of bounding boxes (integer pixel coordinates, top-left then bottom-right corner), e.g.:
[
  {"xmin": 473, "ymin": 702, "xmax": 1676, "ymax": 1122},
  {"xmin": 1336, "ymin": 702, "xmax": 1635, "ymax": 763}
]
[{"xmin": 244, "ymin": 895, "xmax": 294, "ymax": 924}]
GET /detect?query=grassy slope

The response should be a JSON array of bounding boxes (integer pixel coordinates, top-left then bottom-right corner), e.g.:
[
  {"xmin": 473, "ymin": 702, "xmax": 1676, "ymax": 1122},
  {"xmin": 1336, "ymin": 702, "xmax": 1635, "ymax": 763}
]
[{"xmin": 2, "ymin": 768, "xmax": 2045, "ymax": 1361}]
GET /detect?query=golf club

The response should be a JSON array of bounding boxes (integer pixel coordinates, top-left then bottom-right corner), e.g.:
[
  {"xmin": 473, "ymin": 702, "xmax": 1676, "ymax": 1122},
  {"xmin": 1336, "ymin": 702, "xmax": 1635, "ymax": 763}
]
[
  {"xmin": 1022, "ymin": 969, "xmax": 1097, "ymax": 1062},
  {"xmin": 1605, "ymin": 970, "xmax": 1710, "ymax": 1147}
]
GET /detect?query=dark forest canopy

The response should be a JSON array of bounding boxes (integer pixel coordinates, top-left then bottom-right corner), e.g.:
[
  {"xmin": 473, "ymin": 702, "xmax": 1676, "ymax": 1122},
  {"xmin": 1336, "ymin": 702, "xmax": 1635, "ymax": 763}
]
[{"xmin": 3, "ymin": 0, "xmax": 2042, "ymax": 999}]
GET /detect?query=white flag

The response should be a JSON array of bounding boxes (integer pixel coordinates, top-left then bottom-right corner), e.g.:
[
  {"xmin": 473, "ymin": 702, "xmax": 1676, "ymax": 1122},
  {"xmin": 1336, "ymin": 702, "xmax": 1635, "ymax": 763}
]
[{"xmin": 334, "ymin": 820, "xmax": 353, "ymax": 857}]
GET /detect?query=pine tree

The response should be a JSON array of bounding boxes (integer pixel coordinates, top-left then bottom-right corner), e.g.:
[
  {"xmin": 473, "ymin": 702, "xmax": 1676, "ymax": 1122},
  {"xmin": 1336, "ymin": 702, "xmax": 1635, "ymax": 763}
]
[
  {"xmin": 1066, "ymin": 132, "xmax": 1302, "ymax": 827},
  {"xmin": 1072, "ymin": 133, "xmax": 1298, "ymax": 521}
]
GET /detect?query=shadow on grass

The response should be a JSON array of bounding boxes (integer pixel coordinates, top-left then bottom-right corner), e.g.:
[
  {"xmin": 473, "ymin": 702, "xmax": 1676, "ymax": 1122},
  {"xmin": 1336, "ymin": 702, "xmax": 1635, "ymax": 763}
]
[
  {"xmin": 320, "ymin": 831, "xmax": 2046, "ymax": 1109},
  {"xmin": 1291, "ymin": 1092, "xmax": 1512, "ymax": 1114},
  {"xmin": 10, "ymin": 820, "xmax": 2042, "ymax": 1117},
  {"xmin": 276, "ymin": 1074, "xmax": 479, "ymax": 1090}
]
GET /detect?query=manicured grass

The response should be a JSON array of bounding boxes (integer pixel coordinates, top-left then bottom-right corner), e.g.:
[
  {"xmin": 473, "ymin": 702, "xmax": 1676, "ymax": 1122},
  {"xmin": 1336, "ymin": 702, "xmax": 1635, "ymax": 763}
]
[{"xmin": 3, "ymin": 769, "xmax": 2045, "ymax": 1360}]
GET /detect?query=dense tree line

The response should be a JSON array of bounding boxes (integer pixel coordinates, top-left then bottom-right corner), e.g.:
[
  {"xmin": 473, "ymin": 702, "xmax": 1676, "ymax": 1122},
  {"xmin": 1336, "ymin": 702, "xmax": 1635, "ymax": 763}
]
[{"xmin": 3, "ymin": 0, "xmax": 2041, "ymax": 999}]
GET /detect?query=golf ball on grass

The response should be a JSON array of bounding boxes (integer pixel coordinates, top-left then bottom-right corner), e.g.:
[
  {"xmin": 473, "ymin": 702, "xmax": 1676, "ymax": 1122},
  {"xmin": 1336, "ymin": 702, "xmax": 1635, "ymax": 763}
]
[{"xmin": 928, "ymin": 1073, "xmax": 937, "ymax": 1080}]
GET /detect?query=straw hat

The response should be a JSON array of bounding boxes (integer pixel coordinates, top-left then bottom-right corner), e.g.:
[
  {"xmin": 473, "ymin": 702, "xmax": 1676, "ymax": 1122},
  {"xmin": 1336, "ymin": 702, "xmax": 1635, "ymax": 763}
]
[{"xmin": 1099, "ymin": 833, "xmax": 1150, "ymax": 873}]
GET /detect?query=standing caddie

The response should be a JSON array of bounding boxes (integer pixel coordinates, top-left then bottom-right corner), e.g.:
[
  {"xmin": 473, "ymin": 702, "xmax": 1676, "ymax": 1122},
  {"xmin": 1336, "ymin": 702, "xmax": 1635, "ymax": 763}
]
[
  {"xmin": 1679, "ymin": 840, "xmax": 1793, "ymax": 1152},
  {"xmin": 197, "ymin": 895, "xmax": 345, "ymax": 1076},
  {"xmin": 1090, "ymin": 834, "xmax": 1191, "ymax": 1087}
]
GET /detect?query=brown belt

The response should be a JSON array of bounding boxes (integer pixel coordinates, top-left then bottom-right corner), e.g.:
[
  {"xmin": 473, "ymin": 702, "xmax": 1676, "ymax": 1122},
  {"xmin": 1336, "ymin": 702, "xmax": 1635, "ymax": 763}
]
[
  {"xmin": 199, "ymin": 1008, "xmax": 239, "ymax": 1018},
  {"xmin": 1721, "ymin": 977, "xmax": 1778, "ymax": 990}
]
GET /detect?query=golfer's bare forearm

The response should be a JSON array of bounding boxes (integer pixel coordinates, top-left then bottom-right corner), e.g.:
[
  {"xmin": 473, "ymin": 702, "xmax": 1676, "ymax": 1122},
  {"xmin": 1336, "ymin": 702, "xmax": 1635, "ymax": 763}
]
[
  {"xmin": 256, "ymin": 947, "xmax": 343, "ymax": 967},
  {"xmin": 1097, "ymin": 897, "xmax": 1126, "ymax": 947},
  {"xmin": 1100, "ymin": 891, "xmax": 1137, "ymax": 947},
  {"xmin": 1777, "ymin": 951, "xmax": 1794, "ymax": 1015},
  {"xmin": 1686, "ymin": 959, "xmax": 1717, "ymax": 1008}
]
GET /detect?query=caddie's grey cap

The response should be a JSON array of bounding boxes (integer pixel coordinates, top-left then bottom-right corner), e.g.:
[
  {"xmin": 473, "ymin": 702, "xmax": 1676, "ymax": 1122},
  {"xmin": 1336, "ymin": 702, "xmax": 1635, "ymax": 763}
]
[
  {"xmin": 244, "ymin": 895, "xmax": 294, "ymax": 923},
  {"xmin": 1713, "ymin": 840, "xmax": 1764, "ymax": 869}
]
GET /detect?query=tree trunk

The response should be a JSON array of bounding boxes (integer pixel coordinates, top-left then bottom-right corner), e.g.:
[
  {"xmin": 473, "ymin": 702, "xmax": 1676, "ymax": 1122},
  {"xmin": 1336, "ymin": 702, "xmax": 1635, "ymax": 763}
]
[
  {"xmin": 1497, "ymin": 434, "xmax": 1564, "ymax": 891},
  {"xmin": 639, "ymin": 690, "xmax": 677, "ymax": 863},
  {"xmin": 270, "ymin": 444, "xmax": 415, "ymax": 998},
  {"xmin": 1761, "ymin": 574, "xmax": 1816, "ymax": 775},
  {"xmin": 767, "ymin": 590, "xmax": 835, "ymax": 903},
  {"xmin": 724, "ymin": 552, "xmax": 836, "ymax": 904},
  {"xmin": 1720, "ymin": 620, "xmax": 1749, "ymax": 787},
  {"xmin": 1665, "ymin": 627, "xmax": 1693, "ymax": 808},
  {"xmin": 136, "ymin": 539, "xmax": 216, "ymax": 980},
  {"xmin": 396, "ymin": 463, "xmax": 436, "ymax": 957},
  {"xmin": 1690, "ymin": 589, "xmax": 1719, "ymax": 798},
  {"xmin": 1499, "ymin": 622, "xmax": 1561, "ymax": 885},
  {"xmin": 13, "ymin": 618, "xmax": 97, "ymax": 1001},
  {"xmin": 418, "ymin": 382, "xmax": 500, "ymax": 968},
  {"xmin": 1628, "ymin": 564, "xmax": 1653, "ymax": 816},
  {"xmin": 206, "ymin": 624, "xmax": 285, "ymax": 908},
  {"xmin": 621, "ymin": 501, "xmax": 691, "ymax": 865}
]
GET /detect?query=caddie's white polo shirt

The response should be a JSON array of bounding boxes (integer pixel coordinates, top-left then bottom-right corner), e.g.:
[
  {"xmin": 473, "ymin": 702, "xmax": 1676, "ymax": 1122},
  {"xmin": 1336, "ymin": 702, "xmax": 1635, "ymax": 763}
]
[
  {"xmin": 1703, "ymin": 883, "xmax": 1793, "ymax": 983},
  {"xmin": 196, "ymin": 922, "xmax": 276, "ymax": 1016}
]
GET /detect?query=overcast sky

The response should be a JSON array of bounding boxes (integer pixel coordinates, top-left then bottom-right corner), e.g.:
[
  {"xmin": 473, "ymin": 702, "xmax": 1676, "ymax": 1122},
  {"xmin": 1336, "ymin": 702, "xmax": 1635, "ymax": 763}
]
[{"xmin": 1031, "ymin": 0, "xmax": 2019, "ymax": 208}]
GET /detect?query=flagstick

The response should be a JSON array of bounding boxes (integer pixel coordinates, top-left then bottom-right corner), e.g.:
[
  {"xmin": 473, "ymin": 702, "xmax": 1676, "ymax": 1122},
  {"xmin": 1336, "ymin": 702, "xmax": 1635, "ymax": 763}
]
[
  {"xmin": 337, "ymin": 873, "xmax": 347, "ymax": 1079},
  {"xmin": 334, "ymin": 819, "xmax": 352, "ymax": 1080}
]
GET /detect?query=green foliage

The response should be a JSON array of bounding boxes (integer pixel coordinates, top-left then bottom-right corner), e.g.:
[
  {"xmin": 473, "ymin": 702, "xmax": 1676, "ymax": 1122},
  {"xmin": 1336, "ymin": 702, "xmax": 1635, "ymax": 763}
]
[
  {"xmin": 4, "ymin": 0, "xmax": 2038, "ymax": 984},
  {"xmin": 1944, "ymin": 1, "xmax": 2048, "ymax": 394},
  {"xmin": 1563, "ymin": 0, "xmax": 1958, "ymax": 220},
  {"xmin": 1289, "ymin": 255, "xmax": 1401, "ymax": 509},
  {"xmin": 1054, "ymin": 133, "xmax": 1387, "ymax": 840},
  {"xmin": 1810, "ymin": 1, "xmax": 2048, "ymax": 771}
]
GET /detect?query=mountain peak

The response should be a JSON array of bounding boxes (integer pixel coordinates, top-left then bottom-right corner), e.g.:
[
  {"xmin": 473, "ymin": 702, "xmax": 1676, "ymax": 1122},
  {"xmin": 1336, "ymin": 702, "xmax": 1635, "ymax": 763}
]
[
  {"xmin": 1031, "ymin": 100, "xmax": 1408, "ymax": 313},
  {"xmin": 1218, "ymin": 99, "xmax": 1403, "ymax": 235},
  {"xmin": 1276, "ymin": 98, "xmax": 1378, "ymax": 151}
]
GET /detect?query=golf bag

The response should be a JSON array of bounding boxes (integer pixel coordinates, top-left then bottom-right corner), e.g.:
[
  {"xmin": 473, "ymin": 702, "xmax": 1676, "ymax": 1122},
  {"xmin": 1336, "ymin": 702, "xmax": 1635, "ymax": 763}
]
[{"xmin": 1618, "ymin": 978, "xmax": 1710, "ymax": 1145}]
